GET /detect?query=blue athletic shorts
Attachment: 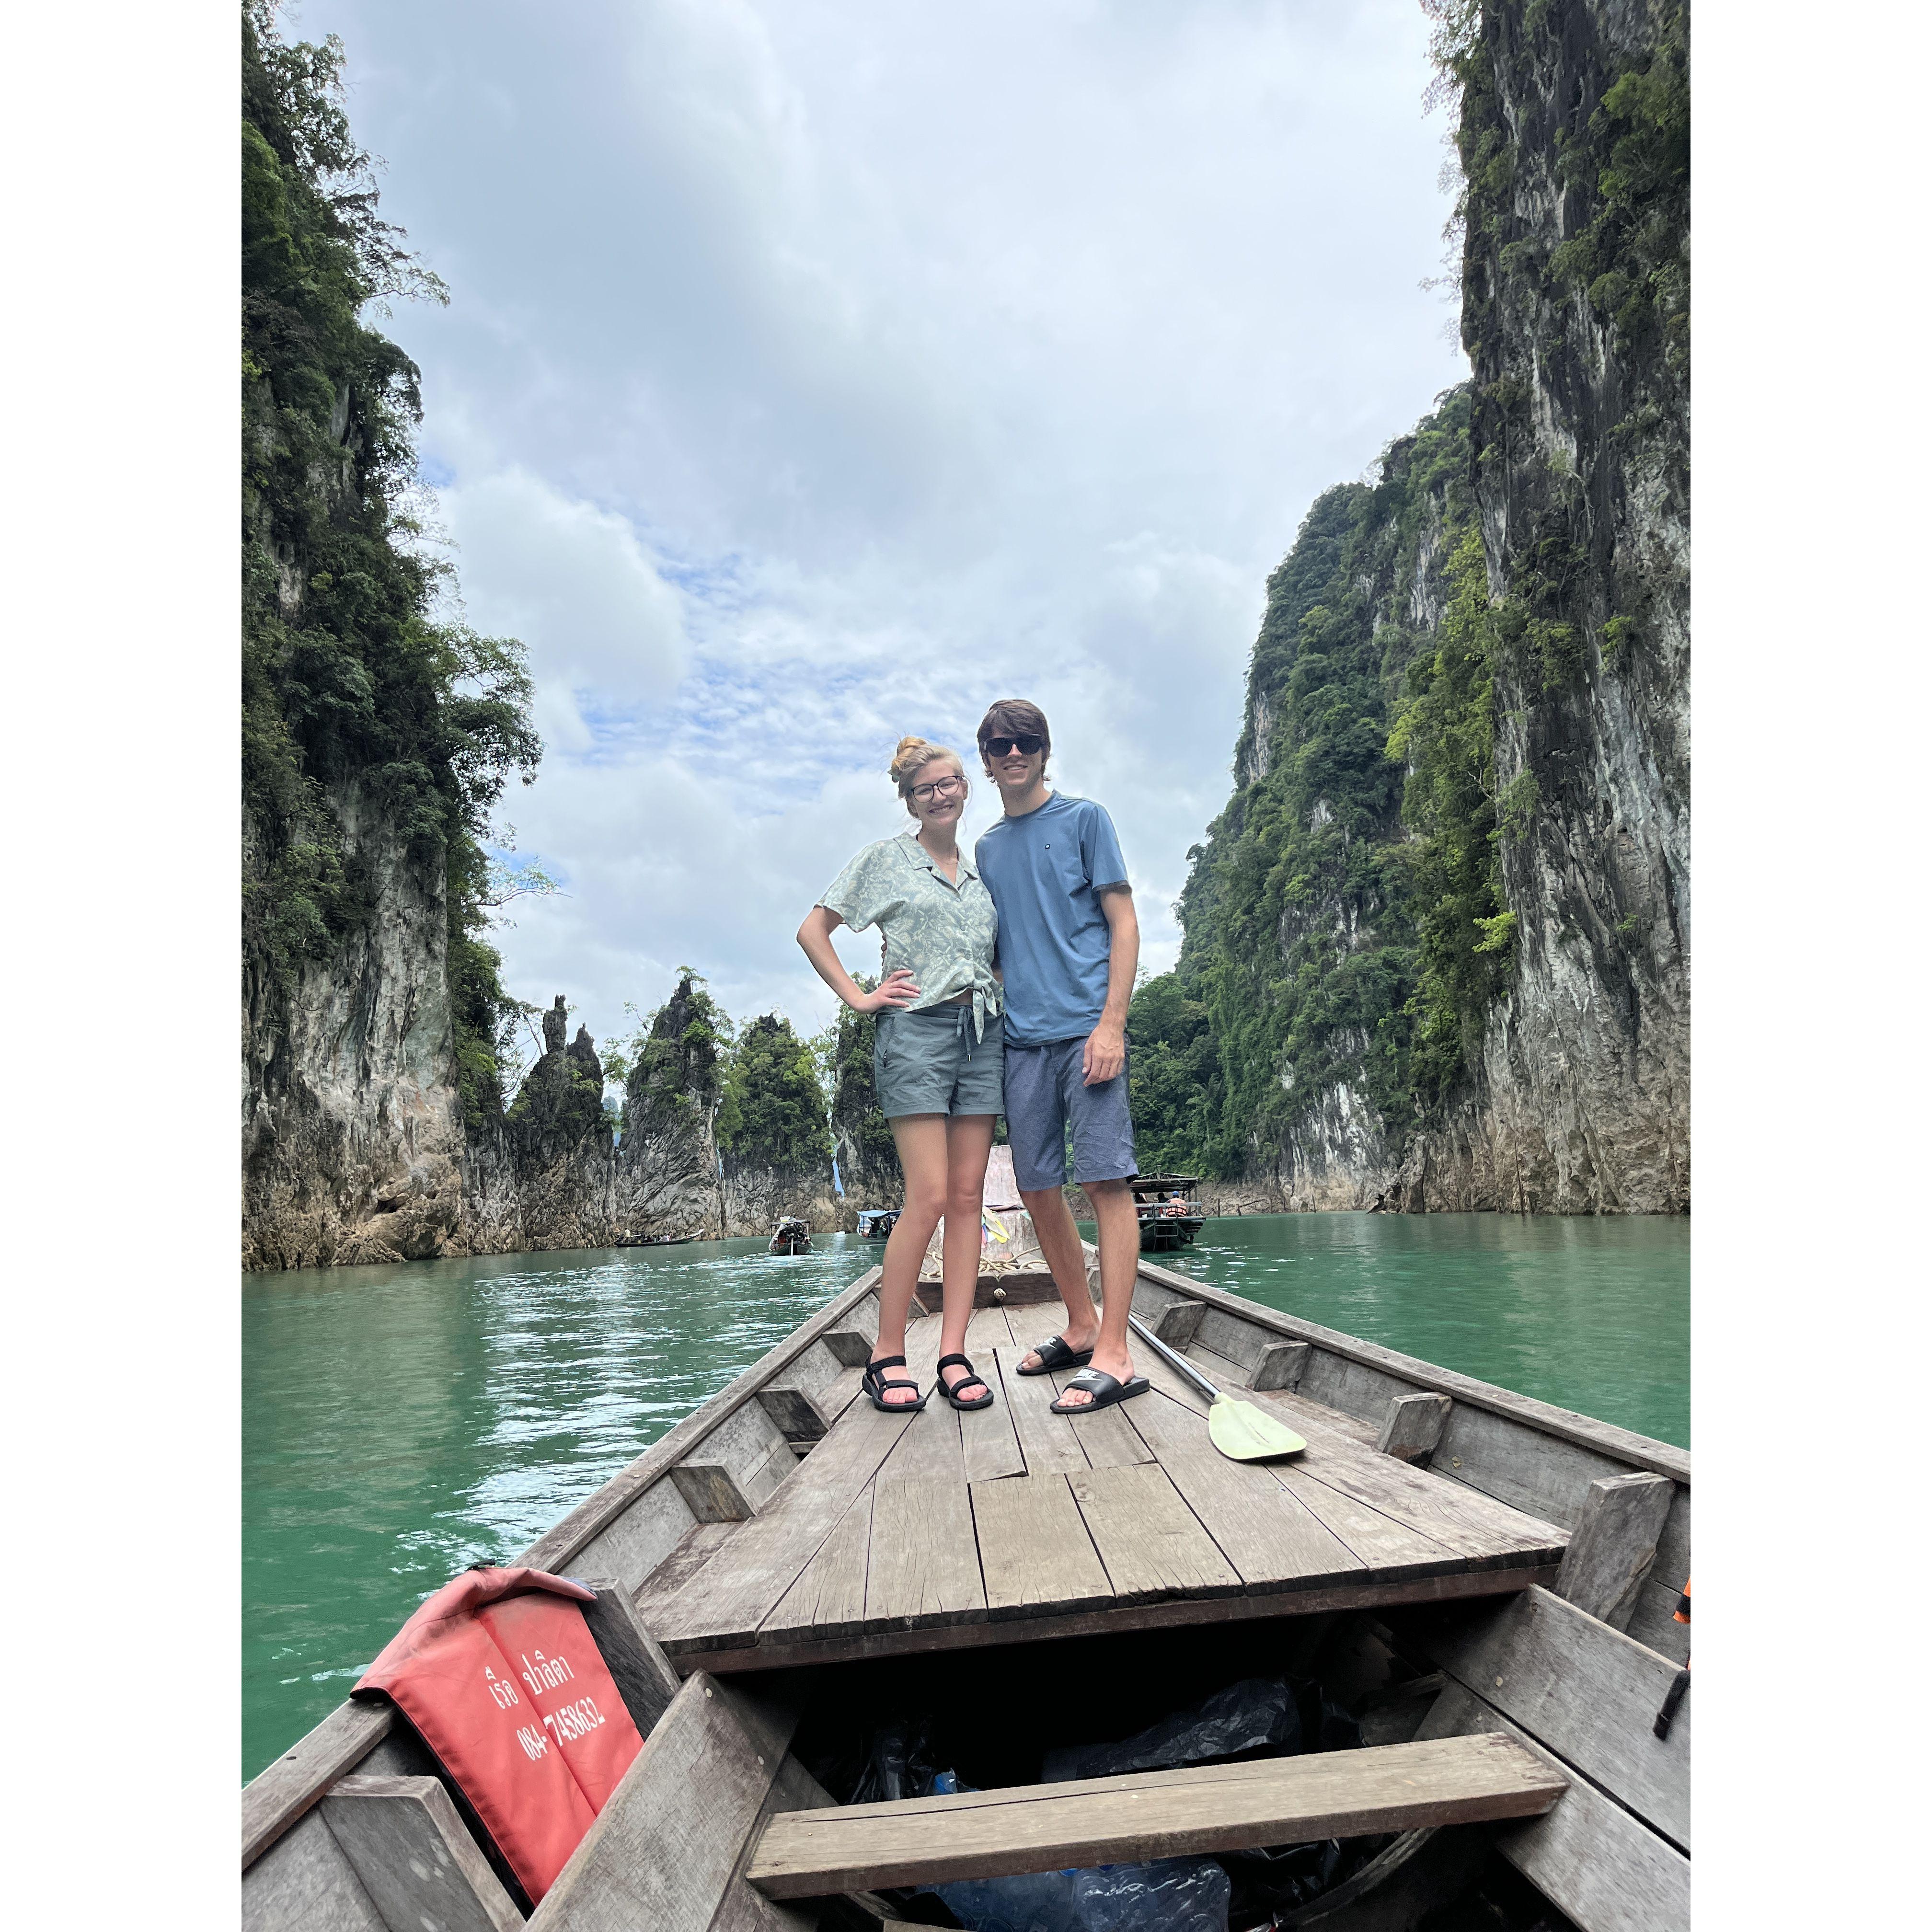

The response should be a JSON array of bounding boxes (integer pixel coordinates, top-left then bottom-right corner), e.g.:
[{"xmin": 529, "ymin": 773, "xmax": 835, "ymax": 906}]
[
  {"xmin": 1002, "ymin": 1037, "xmax": 1137, "ymax": 1192},
  {"xmin": 874, "ymin": 1005, "xmax": 1004, "ymax": 1118}
]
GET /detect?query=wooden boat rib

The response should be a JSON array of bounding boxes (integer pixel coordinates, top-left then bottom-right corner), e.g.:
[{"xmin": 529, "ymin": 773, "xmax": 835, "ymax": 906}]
[{"xmin": 243, "ymin": 1249, "xmax": 1690, "ymax": 1932}]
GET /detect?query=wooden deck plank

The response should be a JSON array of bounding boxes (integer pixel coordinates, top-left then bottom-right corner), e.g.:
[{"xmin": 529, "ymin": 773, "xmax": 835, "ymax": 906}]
[
  {"xmin": 745, "ymin": 1733, "xmax": 1565, "ymax": 1898},
  {"xmin": 1156, "ymin": 1452, "xmax": 1367, "ymax": 1593},
  {"xmin": 633, "ymin": 1520, "xmax": 739, "ymax": 1625},
  {"xmin": 1184, "ymin": 1342, "xmax": 1253, "ymax": 1390},
  {"xmin": 1418, "ymin": 1587, "xmax": 1690, "ymax": 1849},
  {"xmin": 969, "ymin": 1473, "xmax": 1114, "ymax": 1619},
  {"xmin": 1127, "ymin": 1348, "xmax": 1515, "ymax": 1572},
  {"xmin": 813, "ymin": 1366, "xmax": 865, "ymax": 1429},
  {"xmin": 992, "ymin": 1346, "xmax": 1090, "ymax": 1476},
  {"xmin": 864, "ymin": 1479, "xmax": 988, "ymax": 1630},
  {"xmin": 1067, "ymin": 1461, "xmax": 1243, "ymax": 1605},
  {"xmin": 1419, "ymin": 1681, "xmax": 1688, "ymax": 1932},
  {"xmin": 1046, "ymin": 1364, "xmax": 1156, "ymax": 1469},
  {"xmin": 760, "ymin": 1489, "xmax": 874, "ymax": 1644},
  {"xmin": 958, "ymin": 1310, "xmax": 1027, "ymax": 1483},
  {"xmin": 650, "ymin": 1399, "xmax": 914, "ymax": 1648},
  {"xmin": 873, "ymin": 1391, "xmax": 965, "ymax": 1483},
  {"xmin": 682, "ymin": 1565, "xmax": 1558, "ymax": 1675},
  {"xmin": 1256, "ymin": 1389, "xmax": 1568, "ymax": 1565},
  {"xmin": 1270, "ymin": 1462, "xmax": 1465, "ymax": 1578},
  {"xmin": 1131, "ymin": 1337, "xmax": 1212, "ymax": 1415},
  {"xmin": 1119, "ymin": 1387, "xmax": 1217, "ymax": 1460},
  {"xmin": 963, "ymin": 1303, "xmax": 1016, "ymax": 1355}
]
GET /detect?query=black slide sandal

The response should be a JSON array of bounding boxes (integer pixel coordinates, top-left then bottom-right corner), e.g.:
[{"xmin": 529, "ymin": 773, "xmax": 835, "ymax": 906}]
[
  {"xmin": 1015, "ymin": 1334, "xmax": 1095, "ymax": 1377},
  {"xmin": 1050, "ymin": 1368, "xmax": 1150, "ymax": 1414},
  {"xmin": 935, "ymin": 1352, "xmax": 995, "ymax": 1411},
  {"xmin": 863, "ymin": 1353, "xmax": 928, "ymax": 1413}
]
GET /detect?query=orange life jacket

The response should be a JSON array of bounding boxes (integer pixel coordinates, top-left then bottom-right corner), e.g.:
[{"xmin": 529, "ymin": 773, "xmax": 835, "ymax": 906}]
[{"xmin": 355, "ymin": 1566, "xmax": 645, "ymax": 1901}]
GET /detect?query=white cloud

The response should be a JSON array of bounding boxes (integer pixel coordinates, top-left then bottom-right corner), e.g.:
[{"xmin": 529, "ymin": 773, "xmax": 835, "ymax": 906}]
[
  {"xmin": 298, "ymin": 0, "xmax": 1466, "ymax": 1050},
  {"xmin": 436, "ymin": 469, "xmax": 687, "ymax": 753}
]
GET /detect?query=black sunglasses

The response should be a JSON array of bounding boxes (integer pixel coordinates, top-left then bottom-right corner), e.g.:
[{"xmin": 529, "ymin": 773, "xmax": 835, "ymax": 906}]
[{"xmin": 982, "ymin": 734, "xmax": 1045, "ymax": 757}]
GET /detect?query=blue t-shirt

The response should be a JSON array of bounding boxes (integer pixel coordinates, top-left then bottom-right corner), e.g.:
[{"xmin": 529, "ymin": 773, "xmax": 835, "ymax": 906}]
[{"xmin": 974, "ymin": 794, "xmax": 1130, "ymax": 1046}]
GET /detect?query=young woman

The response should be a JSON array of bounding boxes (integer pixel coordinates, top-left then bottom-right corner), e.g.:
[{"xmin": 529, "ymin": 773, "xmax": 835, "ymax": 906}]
[{"xmin": 796, "ymin": 737, "xmax": 1003, "ymax": 1414}]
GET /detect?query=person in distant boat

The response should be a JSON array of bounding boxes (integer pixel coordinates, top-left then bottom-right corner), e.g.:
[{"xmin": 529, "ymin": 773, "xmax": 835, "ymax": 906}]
[
  {"xmin": 972, "ymin": 700, "xmax": 1147, "ymax": 1414},
  {"xmin": 797, "ymin": 737, "xmax": 1003, "ymax": 1415}
]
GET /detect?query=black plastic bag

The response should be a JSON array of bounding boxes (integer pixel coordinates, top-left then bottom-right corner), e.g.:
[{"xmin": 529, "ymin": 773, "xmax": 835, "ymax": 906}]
[
  {"xmin": 1072, "ymin": 1856, "xmax": 1232, "ymax": 1930},
  {"xmin": 849, "ymin": 1714, "xmax": 946, "ymax": 1806},
  {"xmin": 1041, "ymin": 1677, "xmax": 1301, "ymax": 1783}
]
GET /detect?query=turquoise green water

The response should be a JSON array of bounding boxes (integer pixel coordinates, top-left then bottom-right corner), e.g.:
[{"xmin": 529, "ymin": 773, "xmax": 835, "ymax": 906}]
[{"xmin": 242, "ymin": 1214, "xmax": 1685, "ymax": 1780}]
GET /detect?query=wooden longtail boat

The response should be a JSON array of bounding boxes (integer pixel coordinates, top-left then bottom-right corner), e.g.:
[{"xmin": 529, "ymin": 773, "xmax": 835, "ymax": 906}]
[
  {"xmin": 1131, "ymin": 1173, "xmax": 1207, "ymax": 1253},
  {"xmin": 770, "ymin": 1218, "xmax": 812, "ymax": 1255},
  {"xmin": 242, "ymin": 1251, "xmax": 1689, "ymax": 1932}
]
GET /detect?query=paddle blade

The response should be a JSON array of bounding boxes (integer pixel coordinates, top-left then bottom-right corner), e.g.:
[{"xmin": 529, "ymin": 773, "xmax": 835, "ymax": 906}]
[{"xmin": 1208, "ymin": 1393, "xmax": 1307, "ymax": 1461}]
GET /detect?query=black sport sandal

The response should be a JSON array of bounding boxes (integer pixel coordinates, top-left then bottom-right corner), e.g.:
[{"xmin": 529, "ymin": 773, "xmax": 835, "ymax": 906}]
[
  {"xmin": 935, "ymin": 1352, "xmax": 995, "ymax": 1411},
  {"xmin": 862, "ymin": 1353, "xmax": 928, "ymax": 1413}
]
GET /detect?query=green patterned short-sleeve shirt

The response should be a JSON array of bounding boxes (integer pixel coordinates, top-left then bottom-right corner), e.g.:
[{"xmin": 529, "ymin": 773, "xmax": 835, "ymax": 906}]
[{"xmin": 818, "ymin": 832, "xmax": 1002, "ymax": 1035}]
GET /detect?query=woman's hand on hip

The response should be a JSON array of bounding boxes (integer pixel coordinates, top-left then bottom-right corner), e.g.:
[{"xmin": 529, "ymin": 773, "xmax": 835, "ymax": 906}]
[{"xmin": 856, "ymin": 970, "xmax": 920, "ymax": 1013}]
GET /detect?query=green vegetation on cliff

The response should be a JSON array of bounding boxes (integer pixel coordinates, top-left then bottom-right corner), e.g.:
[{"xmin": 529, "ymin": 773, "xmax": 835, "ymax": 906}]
[
  {"xmin": 826, "ymin": 991, "xmax": 900, "ymax": 1197},
  {"xmin": 1131, "ymin": 395, "xmax": 1500, "ymax": 1180},
  {"xmin": 608, "ymin": 974, "xmax": 733, "ymax": 1133},
  {"xmin": 717, "ymin": 1015, "xmax": 833, "ymax": 1174},
  {"xmin": 241, "ymin": 3, "xmax": 538, "ymax": 1127}
]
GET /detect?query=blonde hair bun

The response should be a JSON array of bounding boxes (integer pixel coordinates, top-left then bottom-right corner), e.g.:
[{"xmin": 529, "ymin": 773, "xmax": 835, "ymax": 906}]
[{"xmin": 889, "ymin": 735, "xmax": 935, "ymax": 782}]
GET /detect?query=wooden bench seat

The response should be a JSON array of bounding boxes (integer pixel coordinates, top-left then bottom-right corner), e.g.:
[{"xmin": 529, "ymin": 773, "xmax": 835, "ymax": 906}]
[{"xmin": 744, "ymin": 1732, "xmax": 1566, "ymax": 1900}]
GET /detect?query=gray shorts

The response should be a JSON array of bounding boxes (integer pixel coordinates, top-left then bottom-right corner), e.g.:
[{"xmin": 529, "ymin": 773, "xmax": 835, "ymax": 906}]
[
  {"xmin": 1003, "ymin": 1037, "xmax": 1137, "ymax": 1192},
  {"xmin": 874, "ymin": 1006, "xmax": 1004, "ymax": 1118}
]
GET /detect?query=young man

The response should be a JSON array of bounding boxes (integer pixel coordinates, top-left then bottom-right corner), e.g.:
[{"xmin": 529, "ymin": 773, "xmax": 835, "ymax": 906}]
[{"xmin": 972, "ymin": 699, "xmax": 1147, "ymax": 1412}]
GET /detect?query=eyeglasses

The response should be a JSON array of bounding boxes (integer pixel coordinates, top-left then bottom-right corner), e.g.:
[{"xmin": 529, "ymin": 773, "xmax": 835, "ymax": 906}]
[
  {"xmin": 910, "ymin": 774, "xmax": 966, "ymax": 802},
  {"xmin": 982, "ymin": 734, "xmax": 1045, "ymax": 758}
]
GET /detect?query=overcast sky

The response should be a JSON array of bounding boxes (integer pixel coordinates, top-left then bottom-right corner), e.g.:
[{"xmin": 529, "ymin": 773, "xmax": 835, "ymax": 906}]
[{"xmin": 288, "ymin": 0, "xmax": 1466, "ymax": 1062}]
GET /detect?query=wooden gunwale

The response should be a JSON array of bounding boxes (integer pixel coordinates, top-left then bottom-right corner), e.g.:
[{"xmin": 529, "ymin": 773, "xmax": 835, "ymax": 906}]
[{"xmin": 1132, "ymin": 1256, "xmax": 1690, "ymax": 1484}]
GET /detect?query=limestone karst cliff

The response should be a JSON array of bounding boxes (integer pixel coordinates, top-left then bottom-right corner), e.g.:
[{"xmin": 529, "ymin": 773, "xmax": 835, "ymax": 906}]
[
  {"xmin": 1134, "ymin": 0, "xmax": 1688, "ymax": 1213},
  {"xmin": 828, "ymin": 997, "xmax": 902, "ymax": 1221},
  {"xmin": 610, "ymin": 974, "xmax": 730, "ymax": 1239},
  {"xmin": 242, "ymin": 6, "xmax": 538, "ymax": 1269},
  {"xmin": 1408, "ymin": 0, "xmax": 1689, "ymax": 1210},
  {"xmin": 241, "ymin": 13, "xmax": 846, "ymax": 1266}
]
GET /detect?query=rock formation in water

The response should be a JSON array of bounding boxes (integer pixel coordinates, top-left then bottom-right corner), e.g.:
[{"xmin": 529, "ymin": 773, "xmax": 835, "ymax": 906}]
[
  {"xmin": 828, "ymin": 995, "xmax": 901, "ymax": 1221},
  {"xmin": 479, "ymin": 999, "xmax": 618, "ymax": 1250},
  {"xmin": 611, "ymin": 974, "xmax": 729, "ymax": 1238},
  {"xmin": 717, "ymin": 1015, "xmax": 840, "ymax": 1236},
  {"xmin": 1137, "ymin": 0, "xmax": 1688, "ymax": 1214}
]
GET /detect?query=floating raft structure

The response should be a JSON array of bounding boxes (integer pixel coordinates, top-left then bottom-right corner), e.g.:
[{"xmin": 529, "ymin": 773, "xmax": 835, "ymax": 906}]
[{"xmin": 243, "ymin": 1248, "xmax": 1690, "ymax": 1932}]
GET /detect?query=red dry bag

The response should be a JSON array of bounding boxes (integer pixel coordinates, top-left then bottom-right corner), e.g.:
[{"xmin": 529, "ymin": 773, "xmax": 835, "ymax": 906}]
[{"xmin": 355, "ymin": 1566, "xmax": 645, "ymax": 1901}]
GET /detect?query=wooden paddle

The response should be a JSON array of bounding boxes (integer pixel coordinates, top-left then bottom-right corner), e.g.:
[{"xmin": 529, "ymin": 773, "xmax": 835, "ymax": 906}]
[{"xmin": 1127, "ymin": 1313, "xmax": 1308, "ymax": 1461}]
